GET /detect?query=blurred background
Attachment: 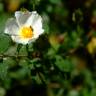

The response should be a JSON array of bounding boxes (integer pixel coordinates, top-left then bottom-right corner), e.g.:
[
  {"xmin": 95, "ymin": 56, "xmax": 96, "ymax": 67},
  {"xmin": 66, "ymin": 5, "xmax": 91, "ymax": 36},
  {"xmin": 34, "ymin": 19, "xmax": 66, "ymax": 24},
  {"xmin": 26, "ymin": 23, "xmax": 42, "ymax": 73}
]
[{"xmin": 0, "ymin": 0, "xmax": 96, "ymax": 96}]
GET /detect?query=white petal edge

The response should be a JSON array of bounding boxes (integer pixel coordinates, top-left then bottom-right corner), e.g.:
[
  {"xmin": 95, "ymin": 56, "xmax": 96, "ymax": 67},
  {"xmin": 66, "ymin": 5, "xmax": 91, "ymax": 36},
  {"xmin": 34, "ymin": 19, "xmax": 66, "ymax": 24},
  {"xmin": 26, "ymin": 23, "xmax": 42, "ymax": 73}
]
[
  {"xmin": 4, "ymin": 18, "xmax": 19, "ymax": 36},
  {"xmin": 5, "ymin": 11, "xmax": 44, "ymax": 45},
  {"xmin": 25, "ymin": 11, "xmax": 44, "ymax": 38},
  {"xmin": 25, "ymin": 11, "xmax": 42, "ymax": 27},
  {"xmin": 11, "ymin": 36, "xmax": 31, "ymax": 45},
  {"xmin": 15, "ymin": 11, "xmax": 32, "ymax": 27}
]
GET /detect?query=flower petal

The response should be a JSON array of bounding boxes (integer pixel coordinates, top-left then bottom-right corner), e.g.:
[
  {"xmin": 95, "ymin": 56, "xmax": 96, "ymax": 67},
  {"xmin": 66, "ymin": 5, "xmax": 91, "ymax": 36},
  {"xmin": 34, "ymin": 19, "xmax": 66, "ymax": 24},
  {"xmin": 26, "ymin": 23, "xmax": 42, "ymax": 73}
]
[
  {"xmin": 15, "ymin": 11, "xmax": 32, "ymax": 27},
  {"xmin": 11, "ymin": 36, "xmax": 31, "ymax": 45},
  {"xmin": 5, "ymin": 11, "xmax": 44, "ymax": 45},
  {"xmin": 25, "ymin": 11, "xmax": 42, "ymax": 27},
  {"xmin": 4, "ymin": 18, "xmax": 19, "ymax": 35},
  {"xmin": 25, "ymin": 11, "xmax": 44, "ymax": 38},
  {"xmin": 33, "ymin": 28, "xmax": 44, "ymax": 39},
  {"xmin": 32, "ymin": 17, "xmax": 44, "ymax": 38}
]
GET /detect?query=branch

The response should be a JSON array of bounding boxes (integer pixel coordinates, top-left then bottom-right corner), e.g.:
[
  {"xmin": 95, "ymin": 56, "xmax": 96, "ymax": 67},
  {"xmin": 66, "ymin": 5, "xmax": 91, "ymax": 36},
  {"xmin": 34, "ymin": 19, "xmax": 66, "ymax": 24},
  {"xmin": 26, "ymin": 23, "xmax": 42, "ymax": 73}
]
[{"xmin": 0, "ymin": 54, "xmax": 28, "ymax": 58}]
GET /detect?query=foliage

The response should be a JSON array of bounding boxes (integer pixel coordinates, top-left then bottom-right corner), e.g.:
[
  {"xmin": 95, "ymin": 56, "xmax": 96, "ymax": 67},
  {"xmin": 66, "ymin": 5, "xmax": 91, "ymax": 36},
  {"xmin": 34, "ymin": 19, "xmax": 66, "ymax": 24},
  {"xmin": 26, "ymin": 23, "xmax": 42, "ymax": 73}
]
[{"xmin": 0, "ymin": 0, "xmax": 96, "ymax": 96}]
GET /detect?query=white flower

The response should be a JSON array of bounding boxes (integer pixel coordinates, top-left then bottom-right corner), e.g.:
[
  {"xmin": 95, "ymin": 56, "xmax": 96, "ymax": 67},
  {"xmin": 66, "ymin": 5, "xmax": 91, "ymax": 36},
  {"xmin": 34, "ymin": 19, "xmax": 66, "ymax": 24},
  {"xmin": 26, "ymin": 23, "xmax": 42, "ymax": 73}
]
[{"xmin": 4, "ymin": 11, "xmax": 44, "ymax": 45}]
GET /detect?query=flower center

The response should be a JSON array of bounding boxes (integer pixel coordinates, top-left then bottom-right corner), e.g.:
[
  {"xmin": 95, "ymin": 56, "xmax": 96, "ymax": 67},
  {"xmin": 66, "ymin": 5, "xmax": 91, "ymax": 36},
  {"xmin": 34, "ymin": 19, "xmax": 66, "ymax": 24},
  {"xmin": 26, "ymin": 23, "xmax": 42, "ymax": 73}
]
[{"xmin": 19, "ymin": 26, "xmax": 33, "ymax": 39}]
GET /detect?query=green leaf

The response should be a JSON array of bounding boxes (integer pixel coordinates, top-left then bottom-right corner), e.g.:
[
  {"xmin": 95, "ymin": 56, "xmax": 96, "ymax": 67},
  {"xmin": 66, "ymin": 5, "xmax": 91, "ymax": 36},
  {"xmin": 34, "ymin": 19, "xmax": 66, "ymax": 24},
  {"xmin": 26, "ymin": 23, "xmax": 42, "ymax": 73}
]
[
  {"xmin": 0, "ymin": 13, "xmax": 10, "ymax": 34},
  {"xmin": 17, "ymin": 44, "xmax": 23, "ymax": 54},
  {"xmin": 29, "ymin": 58, "xmax": 41, "ymax": 68},
  {"xmin": 0, "ymin": 87, "xmax": 6, "ymax": 96},
  {"xmin": 5, "ymin": 45, "xmax": 17, "ymax": 55},
  {"xmin": 42, "ymin": 13, "xmax": 50, "ymax": 34},
  {"xmin": 0, "ymin": 63, "xmax": 8, "ymax": 80},
  {"xmin": 68, "ymin": 90, "xmax": 79, "ymax": 96},
  {"xmin": 49, "ymin": 0, "xmax": 61, "ymax": 4},
  {"xmin": 0, "ymin": 35, "xmax": 11, "ymax": 54},
  {"xmin": 9, "ymin": 67, "xmax": 30, "ymax": 79},
  {"xmin": 19, "ymin": 58, "xmax": 29, "ymax": 67},
  {"xmin": 55, "ymin": 56, "xmax": 73, "ymax": 72},
  {"xmin": 0, "ymin": 3, "xmax": 4, "ymax": 12},
  {"xmin": 91, "ymin": 88, "xmax": 96, "ymax": 96},
  {"xmin": 3, "ymin": 57, "xmax": 16, "ymax": 68},
  {"xmin": 19, "ymin": 45, "xmax": 28, "ymax": 56}
]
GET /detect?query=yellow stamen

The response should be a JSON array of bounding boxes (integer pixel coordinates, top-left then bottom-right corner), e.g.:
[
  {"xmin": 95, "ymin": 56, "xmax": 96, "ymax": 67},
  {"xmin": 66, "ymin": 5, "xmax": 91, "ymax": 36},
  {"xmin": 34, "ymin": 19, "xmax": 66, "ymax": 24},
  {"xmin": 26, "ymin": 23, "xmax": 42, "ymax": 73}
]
[{"xmin": 19, "ymin": 26, "xmax": 33, "ymax": 39}]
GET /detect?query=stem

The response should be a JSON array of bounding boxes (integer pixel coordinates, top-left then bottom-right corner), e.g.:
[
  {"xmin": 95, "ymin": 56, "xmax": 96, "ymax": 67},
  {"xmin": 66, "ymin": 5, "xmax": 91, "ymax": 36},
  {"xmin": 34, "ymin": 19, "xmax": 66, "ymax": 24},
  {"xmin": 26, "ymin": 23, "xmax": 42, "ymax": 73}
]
[
  {"xmin": 33, "ymin": 4, "xmax": 35, "ymax": 11},
  {"xmin": 0, "ymin": 54, "xmax": 27, "ymax": 58},
  {"xmin": 17, "ymin": 44, "xmax": 22, "ymax": 54},
  {"xmin": 26, "ymin": 44, "xmax": 29, "ymax": 57},
  {"xmin": 37, "ymin": 71, "xmax": 46, "ymax": 85},
  {"xmin": 34, "ymin": 65, "xmax": 46, "ymax": 85},
  {"xmin": 26, "ymin": 44, "xmax": 29, "ymax": 53},
  {"xmin": 32, "ymin": 0, "xmax": 36, "ymax": 10}
]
